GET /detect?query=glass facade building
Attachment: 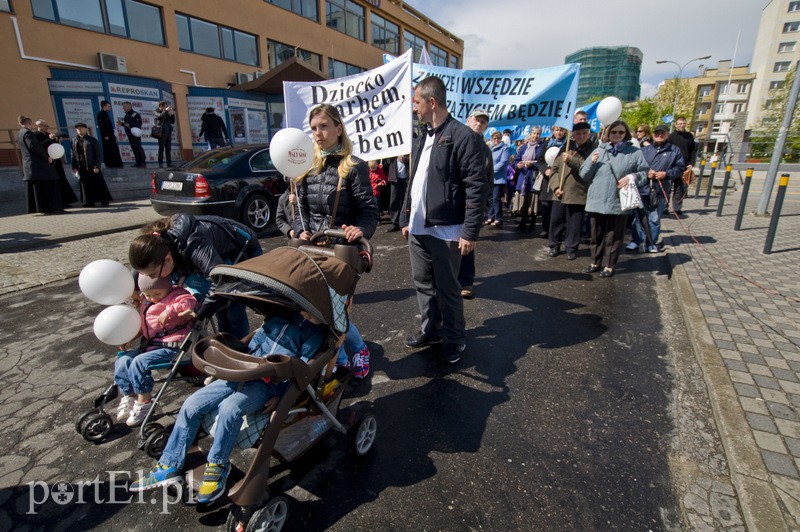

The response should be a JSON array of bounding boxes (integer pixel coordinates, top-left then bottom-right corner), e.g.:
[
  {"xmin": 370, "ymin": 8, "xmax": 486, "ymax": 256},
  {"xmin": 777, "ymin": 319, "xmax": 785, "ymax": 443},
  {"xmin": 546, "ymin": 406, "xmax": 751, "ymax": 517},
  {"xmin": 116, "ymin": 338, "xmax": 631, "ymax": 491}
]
[{"xmin": 565, "ymin": 46, "xmax": 643, "ymax": 104}]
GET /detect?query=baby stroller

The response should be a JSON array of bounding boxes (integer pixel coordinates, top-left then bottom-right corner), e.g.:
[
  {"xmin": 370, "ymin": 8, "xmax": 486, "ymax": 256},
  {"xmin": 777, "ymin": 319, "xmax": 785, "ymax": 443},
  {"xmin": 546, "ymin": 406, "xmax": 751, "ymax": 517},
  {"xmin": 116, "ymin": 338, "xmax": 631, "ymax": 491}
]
[
  {"xmin": 187, "ymin": 228, "xmax": 376, "ymax": 530},
  {"xmin": 74, "ymin": 323, "xmax": 208, "ymax": 453}
]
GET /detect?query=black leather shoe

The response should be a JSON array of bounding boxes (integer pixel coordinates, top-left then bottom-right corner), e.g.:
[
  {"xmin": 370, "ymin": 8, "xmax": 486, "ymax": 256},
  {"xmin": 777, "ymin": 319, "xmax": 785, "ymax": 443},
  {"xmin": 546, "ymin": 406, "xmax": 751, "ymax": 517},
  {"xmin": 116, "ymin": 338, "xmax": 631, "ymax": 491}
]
[
  {"xmin": 386, "ymin": 226, "xmax": 401, "ymax": 233},
  {"xmin": 584, "ymin": 264, "xmax": 601, "ymax": 273},
  {"xmin": 567, "ymin": 253, "xmax": 577, "ymax": 260},
  {"xmin": 405, "ymin": 332, "xmax": 443, "ymax": 348},
  {"xmin": 600, "ymin": 268, "xmax": 615, "ymax": 278},
  {"xmin": 443, "ymin": 342, "xmax": 465, "ymax": 364},
  {"xmin": 548, "ymin": 249, "xmax": 560, "ymax": 257}
]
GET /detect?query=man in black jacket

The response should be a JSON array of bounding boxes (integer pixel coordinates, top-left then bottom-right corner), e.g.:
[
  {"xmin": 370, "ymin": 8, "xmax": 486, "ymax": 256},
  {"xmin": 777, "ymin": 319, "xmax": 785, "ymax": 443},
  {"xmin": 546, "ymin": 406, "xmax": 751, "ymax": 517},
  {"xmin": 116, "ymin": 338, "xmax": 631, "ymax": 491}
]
[
  {"xmin": 154, "ymin": 101, "xmax": 175, "ymax": 167},
  {"xmin": 668, "ymin": 116, "xmax": 696, "ymax": 214},
  {"xmin": 71, "ymin": 123, "xmax": 113, "ymax": 207},
  {"xmin": 401, "ymin": 76, "xmax": 488, "ymax": 364},
  {"xmin": 199, "ymin": 108, "xmax": 229, "ymax": 149},
  {"xmin": 119, "ymin": 101, "xmax": 147, "ymax": 167},
  {"xmin": 96, "ymin": 101, "xmax": 123, "ymax": 168}
]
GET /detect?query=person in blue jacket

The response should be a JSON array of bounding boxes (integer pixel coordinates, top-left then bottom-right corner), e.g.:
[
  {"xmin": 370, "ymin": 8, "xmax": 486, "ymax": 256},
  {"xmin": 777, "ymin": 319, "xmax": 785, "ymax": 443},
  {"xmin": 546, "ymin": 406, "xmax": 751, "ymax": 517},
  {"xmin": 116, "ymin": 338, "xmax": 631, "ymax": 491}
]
[{"xmin": 486, "ymin": 131, "xmax": 511, "ymax": 226}]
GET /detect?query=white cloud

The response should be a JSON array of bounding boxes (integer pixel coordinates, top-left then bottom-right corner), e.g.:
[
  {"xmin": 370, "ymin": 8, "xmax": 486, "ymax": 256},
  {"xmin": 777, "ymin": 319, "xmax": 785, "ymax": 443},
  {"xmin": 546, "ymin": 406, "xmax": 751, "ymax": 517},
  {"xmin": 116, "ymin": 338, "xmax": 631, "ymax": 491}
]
[{"xmin": 405, "ymin": 0, "xmax": 762, "ymax": 98}]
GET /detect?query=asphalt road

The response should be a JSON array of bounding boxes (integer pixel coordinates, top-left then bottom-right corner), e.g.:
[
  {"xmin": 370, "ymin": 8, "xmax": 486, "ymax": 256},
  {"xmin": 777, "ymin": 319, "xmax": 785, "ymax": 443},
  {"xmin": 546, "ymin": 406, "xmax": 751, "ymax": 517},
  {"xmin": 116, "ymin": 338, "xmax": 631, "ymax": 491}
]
[{"xmin": 1, "ymin": 223, "xmax": 740, "ymax": 531}]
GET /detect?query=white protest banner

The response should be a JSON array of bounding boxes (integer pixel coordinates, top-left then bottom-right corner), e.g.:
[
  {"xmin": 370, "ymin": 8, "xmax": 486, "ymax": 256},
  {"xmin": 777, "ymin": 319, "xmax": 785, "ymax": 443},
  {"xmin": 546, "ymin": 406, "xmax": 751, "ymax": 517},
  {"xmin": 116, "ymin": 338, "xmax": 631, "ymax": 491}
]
[
  {"xmin": 412, "ymin": 63, "xmax": 580, "ymax": 140},
  {"xmin": 284, "ymin": 49, "xmax": 413, "ymax": 160}
]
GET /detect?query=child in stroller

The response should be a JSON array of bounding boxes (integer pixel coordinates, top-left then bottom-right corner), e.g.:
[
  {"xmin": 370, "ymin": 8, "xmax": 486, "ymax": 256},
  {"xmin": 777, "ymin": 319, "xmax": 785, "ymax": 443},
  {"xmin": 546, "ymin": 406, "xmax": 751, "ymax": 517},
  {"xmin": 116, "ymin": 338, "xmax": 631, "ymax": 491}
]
[
  {"xmin": 114, "ymin": 274, "xmax": 197, "ymax": 426},
  {"xmin": 129, "ymin": 307, "xmax": 327, "ymax": 503}
]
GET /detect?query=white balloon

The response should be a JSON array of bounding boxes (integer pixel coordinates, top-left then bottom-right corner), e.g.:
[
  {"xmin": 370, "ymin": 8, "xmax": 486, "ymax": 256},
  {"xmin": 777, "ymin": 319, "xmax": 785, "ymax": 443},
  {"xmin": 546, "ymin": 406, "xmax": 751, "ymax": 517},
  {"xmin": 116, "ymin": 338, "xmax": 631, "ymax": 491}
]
[
  {"xmin": 130, "ymin": 127, "xmax": 143, "ymax": 137},
  {"xmin": 94, "ymin": 305, "xmax": 141, "ymax": 345},
  {"xmin": 79, "ymin": 259, "xmax": 135, "ymax": 305},
  {"xmin": 596, "ymin": 97, "xmax": 623, "ymax": 125},
  {"xmin": 545, "ymin": 146, "xmax": 561, "ymax": 167},
  {"xmin": 47, "ymin": 143, "xmax": 65, "ymax": 159},
  {"xmin": 269, "ymin": 128, "xmax": 314, "ymax": 178}
]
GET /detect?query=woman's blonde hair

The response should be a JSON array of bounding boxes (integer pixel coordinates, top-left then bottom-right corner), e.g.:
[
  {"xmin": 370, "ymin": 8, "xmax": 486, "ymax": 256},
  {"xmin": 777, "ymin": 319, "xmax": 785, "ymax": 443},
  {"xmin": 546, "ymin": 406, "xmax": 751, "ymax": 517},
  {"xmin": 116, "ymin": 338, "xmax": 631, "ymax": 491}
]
[{"xmin": 304, "ymin": 104, "xmax": 357, "ymax": 180}]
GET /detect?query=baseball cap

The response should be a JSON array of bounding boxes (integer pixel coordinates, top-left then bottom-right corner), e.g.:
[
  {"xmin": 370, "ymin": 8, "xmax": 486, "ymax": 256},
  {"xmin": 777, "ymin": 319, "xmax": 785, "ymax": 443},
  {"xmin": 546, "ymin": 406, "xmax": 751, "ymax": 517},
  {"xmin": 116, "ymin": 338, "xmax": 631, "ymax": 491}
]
[
  {"xmin": 469, "ymin": 108, "xmax": 490, "ymax": 120},
  {"xmin": 653, "ymin": 124, "xmax": 670, "ymax": 133}
]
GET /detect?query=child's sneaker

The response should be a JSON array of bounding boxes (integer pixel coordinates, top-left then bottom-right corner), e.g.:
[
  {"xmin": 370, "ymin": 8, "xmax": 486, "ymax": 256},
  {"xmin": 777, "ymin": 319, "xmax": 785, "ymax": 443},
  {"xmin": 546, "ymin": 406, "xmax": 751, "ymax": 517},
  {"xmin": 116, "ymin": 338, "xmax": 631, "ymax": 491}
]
[
  {"xmin": 129, "ymin": 463, "xmax": 180, "ymax": 492},
  {"xmin": 197, "ymin": 462, "xmax": 230, "ymax": 503},
  {"xmin": 352, "ymin": 347, "xmax": 370, "ymax": 379},
  {"xmin": 126, "ymin": 400, "xmax": 154, "ymax": 427},
  {"xmin": 116, "ymin": 395, "xmax": 135, "ymax": 422}
]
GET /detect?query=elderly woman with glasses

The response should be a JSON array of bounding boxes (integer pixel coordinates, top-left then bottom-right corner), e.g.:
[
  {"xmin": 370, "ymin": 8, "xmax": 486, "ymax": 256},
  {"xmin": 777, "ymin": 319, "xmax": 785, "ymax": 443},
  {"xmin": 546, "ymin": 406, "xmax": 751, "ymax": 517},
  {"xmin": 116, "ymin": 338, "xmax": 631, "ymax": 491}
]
[{"xmin": 579, "ymin": 120, "xmax": 649, "ymax": 277}]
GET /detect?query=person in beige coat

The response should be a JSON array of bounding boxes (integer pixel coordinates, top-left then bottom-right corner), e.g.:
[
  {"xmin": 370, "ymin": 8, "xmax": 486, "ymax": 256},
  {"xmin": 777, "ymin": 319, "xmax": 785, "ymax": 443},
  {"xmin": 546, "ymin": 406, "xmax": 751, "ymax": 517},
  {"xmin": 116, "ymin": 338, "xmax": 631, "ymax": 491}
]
[{"xmin": 547, "ymin": 122, "xmax": 596, "ymax": 260}]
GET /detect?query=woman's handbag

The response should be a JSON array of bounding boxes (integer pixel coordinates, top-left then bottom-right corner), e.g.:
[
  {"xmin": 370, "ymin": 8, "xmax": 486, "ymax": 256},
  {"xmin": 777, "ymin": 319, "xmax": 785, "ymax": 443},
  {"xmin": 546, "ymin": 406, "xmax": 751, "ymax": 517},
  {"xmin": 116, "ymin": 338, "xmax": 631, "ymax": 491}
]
[
  {"xmin": 532, "ymin": 173, "xmax": 544, "ymax": 193},
  {"xmin": 151, "ymin": 125, "xmax": 163, "ymax": 139},
  {"xmin": 619, "ymin": 177, "xmax": 643, "ymax": 211}
]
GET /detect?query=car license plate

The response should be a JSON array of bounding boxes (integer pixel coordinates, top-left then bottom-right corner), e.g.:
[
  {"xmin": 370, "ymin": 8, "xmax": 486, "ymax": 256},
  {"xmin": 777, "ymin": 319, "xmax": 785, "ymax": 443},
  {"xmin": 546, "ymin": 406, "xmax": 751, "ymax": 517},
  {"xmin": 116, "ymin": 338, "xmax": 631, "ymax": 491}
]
[{"xmin": 161, "ymin": 181, "xmax": 182, "ymax": 191}]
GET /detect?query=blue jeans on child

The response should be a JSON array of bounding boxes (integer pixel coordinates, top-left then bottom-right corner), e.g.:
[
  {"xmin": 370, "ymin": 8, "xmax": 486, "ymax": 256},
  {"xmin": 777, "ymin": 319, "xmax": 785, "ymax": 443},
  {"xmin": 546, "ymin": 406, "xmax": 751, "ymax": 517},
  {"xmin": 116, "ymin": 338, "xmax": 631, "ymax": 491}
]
[
  {"xmin": 159, "ymin": 379, "xmax": 277, "ymax": 470},
  {"xmin": 115, "ymin": 347, "xmax": 178, "ymax": 395},
  {"xmin": 337, "ymin": 322, "xmax": 367, "ymax": 366}
]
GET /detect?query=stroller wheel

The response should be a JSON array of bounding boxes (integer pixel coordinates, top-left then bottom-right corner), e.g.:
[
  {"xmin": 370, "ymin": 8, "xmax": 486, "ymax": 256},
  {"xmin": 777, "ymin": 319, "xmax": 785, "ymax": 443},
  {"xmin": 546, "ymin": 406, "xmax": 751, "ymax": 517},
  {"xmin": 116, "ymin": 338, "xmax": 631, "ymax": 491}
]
[
  {"xmin": 142, "ymin": 422, "xmax": 164, "ymax": 439},
  {"xmin": 242, "ymin": 496, "xmax": 289, "ymax": 532},
  {"xmin": 75, "ymin": 409, "xmax": 99, "ymax": 435},
  {"xmin": 81, "ymin": 412, "xmax": 113, "ymax": 443},
  {"xmin": 144, "ymin": 428, "xmax": 170, "ymax": 459},
  {"xmin": 351, "ymin": 412, "xmax": 377, "ymax": 456}
]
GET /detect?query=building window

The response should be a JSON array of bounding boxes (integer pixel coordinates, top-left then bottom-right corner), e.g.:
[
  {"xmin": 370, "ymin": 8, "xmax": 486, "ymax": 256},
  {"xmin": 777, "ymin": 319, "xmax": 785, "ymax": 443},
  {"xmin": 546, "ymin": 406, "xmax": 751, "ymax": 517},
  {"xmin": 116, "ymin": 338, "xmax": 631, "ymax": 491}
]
[
  {"xmin": 699, "ymin": 86, "xmax": 712, "ymax": 97},
  {"xmin": 790, "ymin": 1, "xmax": 800, "ymax": 12},
  {"xmin": 0, "ymin": 1, "xmax": 10, "ymax": 12},
  {"xmin": 712, "ymin": 122, "xmax": 721, "ymax": 134},
  {"xmin": 176, "ymin": 13, "xmax": 258, "ymax": 66},
  {"xmin": 429, "ymin": 43, "xmax": 447, "ymax": 66},
  {"xmin": 264, "ymin": 0, "xmax": 317, "ymax": 21},
  {"xmin": 770, "ymin": 80, "xmax": 786, "ymax": 90},
  {"xmin": 736, "ymin": 83, "xmax": 748, "ymax": 94},
  {"xmin": 784, "ymin": 21, "xmax": 800, "ymax": 33},
  {"xmin": 774, "ymin": 61, "xmax": 792, "ymax": 72},
  {"xmin": 326, "ymin": 0, "xmax": 364, "ymax": 40},
  {"xmin": 695, "ymin": 125, "xmax": 704, "ymax": 135},
  {"xmin": 449, "ymin": 54, "xmax": 459, "ymax": 69},
  {"xmin": 779, "ymin": 41, "xmax": 797, "ymax": 53},
  {"xmin": 267, "ymin": 40, "xmax": 321, "ymax": 71},
  {"xmin": 403, "ymin": 30, "xmax": 426, "ymax": 62},
  {"xmin": 328, "ymin": 58, "xmax": 362, "ymax": 79},
  {"xmin": 733, "ymin": 103, "xmax": 745, "ymax": 113},
  {"xmin": 715, "ymin": 103, "xmax": 724, "ymax": 114},
  {"xmin": 370, "ymin": 12, "xmax": 399, "ymax": 54},
  {"xmin": 718, "ymin": 81, "xmax": 729, "ymax": 94},
  {"xmin": 32, "ymin": 0, "xmax": 165, "ymax": 44}
]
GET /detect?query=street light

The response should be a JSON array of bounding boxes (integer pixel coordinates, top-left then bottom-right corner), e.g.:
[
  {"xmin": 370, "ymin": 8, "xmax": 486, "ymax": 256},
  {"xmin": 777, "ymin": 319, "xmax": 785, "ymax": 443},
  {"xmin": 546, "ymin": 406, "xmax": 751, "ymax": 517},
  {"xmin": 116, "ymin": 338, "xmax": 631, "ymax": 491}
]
[{"xmin": 656, "ymin": 55, "xmax": 711, "ymax": 132}]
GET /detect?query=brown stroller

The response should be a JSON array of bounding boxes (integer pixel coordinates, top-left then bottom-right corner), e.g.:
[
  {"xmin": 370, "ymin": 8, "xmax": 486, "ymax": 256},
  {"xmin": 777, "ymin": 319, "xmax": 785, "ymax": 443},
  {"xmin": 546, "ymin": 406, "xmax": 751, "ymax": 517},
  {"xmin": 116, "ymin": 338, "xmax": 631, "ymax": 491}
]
[{"xmin": 188, "ymin": 229, "xmax": 376, "ymax": 531}]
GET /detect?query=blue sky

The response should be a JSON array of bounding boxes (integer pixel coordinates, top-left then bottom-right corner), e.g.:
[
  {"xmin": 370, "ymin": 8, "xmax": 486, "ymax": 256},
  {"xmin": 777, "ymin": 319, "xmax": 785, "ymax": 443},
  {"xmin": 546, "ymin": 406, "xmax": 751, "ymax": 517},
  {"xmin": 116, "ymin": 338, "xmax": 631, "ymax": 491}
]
[{"xmin": 404, "ymin": 0, "xmax": 764, "ymax": 98}]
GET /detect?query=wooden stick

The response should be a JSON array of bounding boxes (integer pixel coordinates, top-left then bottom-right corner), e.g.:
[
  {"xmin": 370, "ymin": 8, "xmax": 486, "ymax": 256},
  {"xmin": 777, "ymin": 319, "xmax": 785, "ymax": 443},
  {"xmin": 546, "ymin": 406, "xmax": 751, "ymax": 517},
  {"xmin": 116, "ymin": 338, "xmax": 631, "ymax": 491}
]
[{"xmin": 558, "ymin": 130, "xmax": 572, "ymax": 190}]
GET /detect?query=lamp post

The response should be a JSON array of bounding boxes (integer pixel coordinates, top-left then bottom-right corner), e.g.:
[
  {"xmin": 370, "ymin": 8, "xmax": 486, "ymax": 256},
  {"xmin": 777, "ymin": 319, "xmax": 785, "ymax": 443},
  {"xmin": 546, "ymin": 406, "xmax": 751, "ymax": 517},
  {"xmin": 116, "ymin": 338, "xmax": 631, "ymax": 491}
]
[{"xmin": 656, "ymin": 55, "xmax": 711, "ymax": 131}]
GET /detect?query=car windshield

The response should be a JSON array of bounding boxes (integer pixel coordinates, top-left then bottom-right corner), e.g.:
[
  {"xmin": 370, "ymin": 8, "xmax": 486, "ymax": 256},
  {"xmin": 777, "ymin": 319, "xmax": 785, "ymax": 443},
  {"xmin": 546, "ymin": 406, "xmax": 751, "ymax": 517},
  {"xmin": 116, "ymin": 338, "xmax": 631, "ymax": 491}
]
[{"xmin": 191, "ymin": 148, "xmax": 251, "ymax": 169}]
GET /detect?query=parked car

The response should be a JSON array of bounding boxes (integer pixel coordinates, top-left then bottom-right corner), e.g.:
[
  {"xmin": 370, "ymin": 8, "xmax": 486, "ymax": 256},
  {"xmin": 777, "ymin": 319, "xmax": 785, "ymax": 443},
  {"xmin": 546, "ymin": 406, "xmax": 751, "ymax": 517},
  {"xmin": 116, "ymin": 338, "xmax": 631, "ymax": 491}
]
[{"xmin": 150, "ymin": 145, "xmax": 287, "ymax": 234}]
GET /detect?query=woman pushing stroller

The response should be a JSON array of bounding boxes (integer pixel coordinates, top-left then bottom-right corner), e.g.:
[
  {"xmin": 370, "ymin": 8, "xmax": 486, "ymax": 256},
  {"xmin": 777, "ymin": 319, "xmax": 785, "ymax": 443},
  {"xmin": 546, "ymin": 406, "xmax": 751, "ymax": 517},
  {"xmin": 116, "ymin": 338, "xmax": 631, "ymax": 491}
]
[
  {"xmin": 295, "ymin": 104, "xmax": 380, "ymax": 379},
  {"xmin": 130, "ymin": 307, "xmax": 327, "ymax": 503},
  {"xmin": 128, "ymin": 214, "xmax": 262, "ymax": 339}
]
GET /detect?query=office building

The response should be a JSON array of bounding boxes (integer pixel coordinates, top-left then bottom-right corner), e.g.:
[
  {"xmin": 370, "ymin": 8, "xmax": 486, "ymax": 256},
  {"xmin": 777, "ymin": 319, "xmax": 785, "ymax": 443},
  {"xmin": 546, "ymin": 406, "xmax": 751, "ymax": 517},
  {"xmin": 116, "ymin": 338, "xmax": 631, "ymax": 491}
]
[
  {"xmin": 0, "ymin": 0, "xmax": 463, "ymax": 165},
  {"xmin": 565, "ymin": 46, "xmax": 642, "ymax": 105}
]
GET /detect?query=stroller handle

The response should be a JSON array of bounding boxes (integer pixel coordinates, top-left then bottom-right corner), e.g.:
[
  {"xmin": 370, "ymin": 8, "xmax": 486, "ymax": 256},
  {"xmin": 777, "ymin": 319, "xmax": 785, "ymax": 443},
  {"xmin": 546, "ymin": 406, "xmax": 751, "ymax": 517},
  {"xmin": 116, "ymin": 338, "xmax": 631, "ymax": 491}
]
[{"xmin": 309, "ymin": 229, "xmax": 373, "ymax": 273}]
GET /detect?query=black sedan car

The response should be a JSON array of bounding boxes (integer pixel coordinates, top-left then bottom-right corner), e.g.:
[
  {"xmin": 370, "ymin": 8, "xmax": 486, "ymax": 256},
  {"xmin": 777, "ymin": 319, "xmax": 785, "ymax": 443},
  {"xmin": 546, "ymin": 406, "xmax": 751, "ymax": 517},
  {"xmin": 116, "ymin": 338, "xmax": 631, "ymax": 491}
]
[{"xmin": 150, "ymin": 145, "xmax": 287, "ymax": 234}]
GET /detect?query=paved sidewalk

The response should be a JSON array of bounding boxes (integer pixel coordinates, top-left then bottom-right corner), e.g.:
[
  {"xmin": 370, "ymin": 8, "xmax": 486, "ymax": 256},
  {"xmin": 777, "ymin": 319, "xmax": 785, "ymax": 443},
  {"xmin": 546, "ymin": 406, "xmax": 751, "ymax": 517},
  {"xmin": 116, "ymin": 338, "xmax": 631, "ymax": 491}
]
[
  {"xmin": 0, "ymin": 200, "xmax": 160, "ymax": 254},
  {"xmin": 663, "ymin": 191, "xmax": 800, "ymax": 530}
]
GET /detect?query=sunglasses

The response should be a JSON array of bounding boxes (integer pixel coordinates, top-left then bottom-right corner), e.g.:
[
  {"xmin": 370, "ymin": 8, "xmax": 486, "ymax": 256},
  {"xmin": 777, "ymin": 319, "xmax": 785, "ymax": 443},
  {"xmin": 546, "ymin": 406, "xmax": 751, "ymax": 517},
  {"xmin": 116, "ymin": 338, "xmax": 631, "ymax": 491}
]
[{"xmin": 636, "ymin": 129, "xmax": 644, "ymax": 133}]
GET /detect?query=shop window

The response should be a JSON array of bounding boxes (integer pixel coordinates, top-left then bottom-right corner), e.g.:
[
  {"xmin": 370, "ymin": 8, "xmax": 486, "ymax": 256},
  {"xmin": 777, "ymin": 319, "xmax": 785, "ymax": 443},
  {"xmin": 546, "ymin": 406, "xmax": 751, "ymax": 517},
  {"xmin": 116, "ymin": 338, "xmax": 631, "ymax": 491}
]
[
  {"xmin": 176, "ymin": 13, "xmax": 258, "ymax": 66},
  {"xmin": 31, "ymin": 0, "xmax": 164, "ymax": 45}
]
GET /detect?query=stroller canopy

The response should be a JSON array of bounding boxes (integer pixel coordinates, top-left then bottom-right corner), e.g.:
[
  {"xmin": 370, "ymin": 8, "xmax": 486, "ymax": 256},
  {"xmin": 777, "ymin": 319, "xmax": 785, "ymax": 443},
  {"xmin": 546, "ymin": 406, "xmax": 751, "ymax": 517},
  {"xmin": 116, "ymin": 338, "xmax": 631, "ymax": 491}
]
[{"xmin": 209, "ymin": 245, "xmax": 359, "ymax": 334}]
